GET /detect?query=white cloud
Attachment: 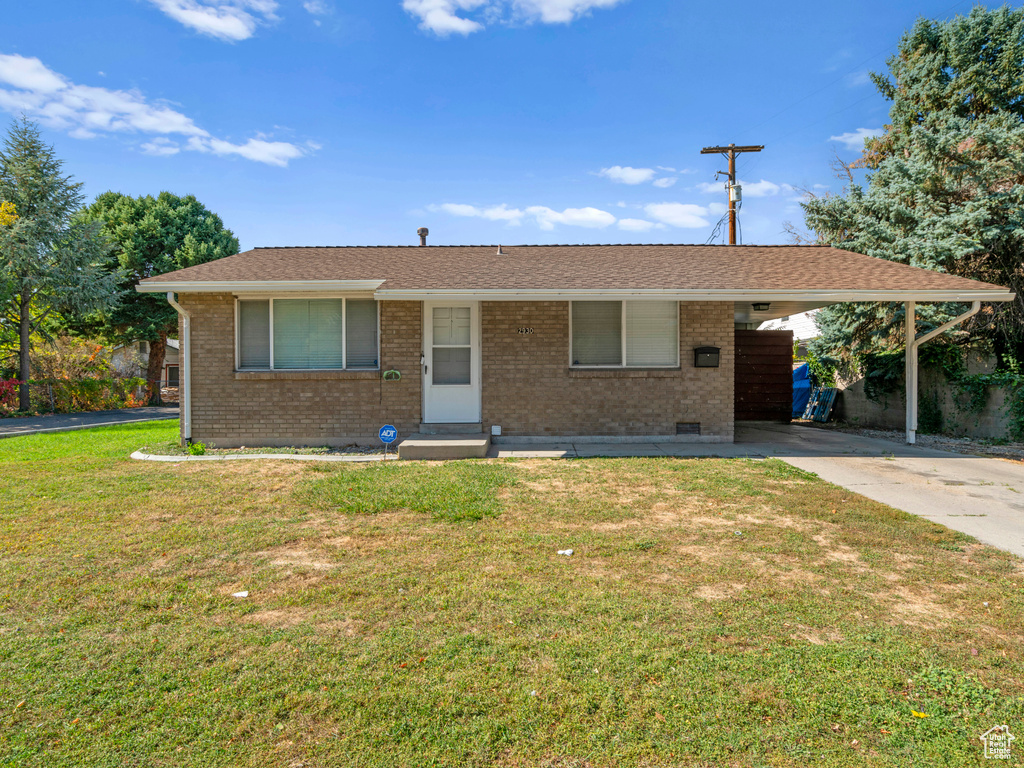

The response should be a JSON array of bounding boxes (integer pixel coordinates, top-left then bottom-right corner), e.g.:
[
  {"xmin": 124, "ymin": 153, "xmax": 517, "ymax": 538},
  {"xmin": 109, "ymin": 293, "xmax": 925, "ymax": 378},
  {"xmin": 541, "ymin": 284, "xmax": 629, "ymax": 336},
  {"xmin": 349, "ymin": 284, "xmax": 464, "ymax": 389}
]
[
  {"xmin": 303, "ymin": 0, "xmax": 330, "ymax": 13},
  {"xmin": 0, "ymin": 53, "xmax": 310, "ymax": 166},
  {"xmin": 597, "ymin": 165, "xmax": 656, "ymax": 185},
  {"xmin": 403, "ymin": 0, "xmax": 626, "ymax": 35},
  {"xmin": 147, "ymin": 0, "xmax": 279, "ymax": 41},
  {"xmin": 431, "ymin": 202, "xmax": 615, "ymax": 229},
  {"xmin": 512, "ymin": 0, "xmax": 628, "ymax": 24},
  {"xmin": 696, "ymin": 178, "xmax": 788, "ymax": 198},
  {"xmin": 738, "ymin": 179, "xmax": 782, "ymax": 197},
  {"xmin": 618, "ymin": 218, "xmax": 659, "ymax": 232},
  {"xmin": 829, "ymin": 127, "xmax": 883, "ymax": 150},
  {"xmin": 186, "ymin": 136, "xmax": 307, "ymax": 166},
  {"xmin": 0, "ymin": 54, "xmax": 65, "ymax": 93},
  {"xmin": 526, "ymin": 205, "xmax": 615, "ymax": 230},
  {"xmin": 431, "ymin": 202, "xmax": 525, "ymax": 222},
  {"xmin": 140, "ymin": 137, "xmax": 181, "ymax": 156},
  {"xmin": 402, "ymin": 0, "xmax": 486, "ymax": 35},
  {"xmin": 846, "ymin": 70, "xmax": 871, "ymax": 87},
  {"xmin": 644, "ymin": 203, "xmax": 710, "ymax": 229},
  {"xmin": 652, "ymin": 177, "xmax": 676, "ymax": 189}
]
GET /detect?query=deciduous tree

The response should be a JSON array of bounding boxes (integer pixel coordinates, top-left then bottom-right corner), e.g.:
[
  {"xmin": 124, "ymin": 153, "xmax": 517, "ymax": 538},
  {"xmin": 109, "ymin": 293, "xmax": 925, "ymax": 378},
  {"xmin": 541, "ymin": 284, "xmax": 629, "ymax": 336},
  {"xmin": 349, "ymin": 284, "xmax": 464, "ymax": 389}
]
[{"xmin": 80, "ymin": 191, "xmax": 239, "ymax": 404}]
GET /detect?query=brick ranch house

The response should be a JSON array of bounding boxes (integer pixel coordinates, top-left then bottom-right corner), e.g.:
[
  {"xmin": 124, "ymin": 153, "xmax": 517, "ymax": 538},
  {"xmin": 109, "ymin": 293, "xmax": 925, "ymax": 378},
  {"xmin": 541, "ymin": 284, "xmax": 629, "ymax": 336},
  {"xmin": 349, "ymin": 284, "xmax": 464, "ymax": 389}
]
[{"xmin": 137, "ymin": 241, "xmax": 1013, "ymax": 449}]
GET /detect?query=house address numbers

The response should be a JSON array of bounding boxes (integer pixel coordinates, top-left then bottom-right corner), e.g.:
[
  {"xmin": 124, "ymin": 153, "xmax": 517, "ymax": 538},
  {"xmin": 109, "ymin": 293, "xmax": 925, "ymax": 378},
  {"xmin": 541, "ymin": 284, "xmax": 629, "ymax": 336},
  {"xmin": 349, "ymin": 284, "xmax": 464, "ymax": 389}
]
[{"xmin": 517, "ymin": 327, "xmax": 535, "ymax": 335}]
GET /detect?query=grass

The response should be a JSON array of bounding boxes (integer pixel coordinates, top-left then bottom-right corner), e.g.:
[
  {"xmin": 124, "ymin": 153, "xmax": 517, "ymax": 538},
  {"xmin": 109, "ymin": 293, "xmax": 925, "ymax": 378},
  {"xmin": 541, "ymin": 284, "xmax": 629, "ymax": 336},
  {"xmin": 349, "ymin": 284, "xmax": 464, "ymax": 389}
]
[{"xmin": 1, "ymin": 421, "xmax": 1023, "ymax": 767}]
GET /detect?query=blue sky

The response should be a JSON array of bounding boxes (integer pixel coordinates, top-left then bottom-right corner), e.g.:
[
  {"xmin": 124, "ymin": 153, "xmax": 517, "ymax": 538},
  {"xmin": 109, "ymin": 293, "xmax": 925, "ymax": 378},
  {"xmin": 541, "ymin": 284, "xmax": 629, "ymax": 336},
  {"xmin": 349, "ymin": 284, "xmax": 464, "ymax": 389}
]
[{"xmin": 0, "ymin": 0, "xmax": 995, "ymax": 250}]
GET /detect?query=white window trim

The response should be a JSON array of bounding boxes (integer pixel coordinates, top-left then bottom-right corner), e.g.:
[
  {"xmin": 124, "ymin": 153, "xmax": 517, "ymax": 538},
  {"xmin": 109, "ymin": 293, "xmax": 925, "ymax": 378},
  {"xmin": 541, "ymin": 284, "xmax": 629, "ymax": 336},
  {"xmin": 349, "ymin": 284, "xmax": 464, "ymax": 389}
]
[
  {"xmin": 234, "ymin": 296, "xmax": 380, "ymax": 371},
  {"xmin": 569, "ymin": 300, "xmax": 680, "ymax": 369}
]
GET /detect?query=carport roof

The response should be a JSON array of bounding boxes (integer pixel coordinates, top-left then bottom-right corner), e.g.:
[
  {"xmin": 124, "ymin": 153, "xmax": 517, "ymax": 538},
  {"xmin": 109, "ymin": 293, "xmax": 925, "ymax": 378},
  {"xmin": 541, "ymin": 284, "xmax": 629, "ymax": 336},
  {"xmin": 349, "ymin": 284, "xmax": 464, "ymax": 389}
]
[{"xmin": 137, "ymin": 243, "xmax": 1014, "ymax": 303}]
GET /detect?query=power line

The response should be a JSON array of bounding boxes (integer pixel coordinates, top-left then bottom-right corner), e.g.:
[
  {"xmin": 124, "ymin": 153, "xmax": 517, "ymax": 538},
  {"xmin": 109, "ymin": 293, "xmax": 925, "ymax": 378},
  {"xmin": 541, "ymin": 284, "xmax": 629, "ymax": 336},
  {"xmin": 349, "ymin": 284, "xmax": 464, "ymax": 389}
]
[
  {"xmin": 700, "ymin": 144, "xmax": 763, "ymax": 244},
  {"xmin": 746, "ymin": 0, "xmax": 974, "ymax": 140}
]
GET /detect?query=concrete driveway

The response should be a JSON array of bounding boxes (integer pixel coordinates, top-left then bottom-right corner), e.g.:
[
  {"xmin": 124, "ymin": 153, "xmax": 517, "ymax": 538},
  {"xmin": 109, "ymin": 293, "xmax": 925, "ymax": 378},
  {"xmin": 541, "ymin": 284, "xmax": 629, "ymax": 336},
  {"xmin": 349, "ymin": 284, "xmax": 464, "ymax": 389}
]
[{"xmin": 737, "ymin": 423, "xmax": 1024, "ymax": 559}]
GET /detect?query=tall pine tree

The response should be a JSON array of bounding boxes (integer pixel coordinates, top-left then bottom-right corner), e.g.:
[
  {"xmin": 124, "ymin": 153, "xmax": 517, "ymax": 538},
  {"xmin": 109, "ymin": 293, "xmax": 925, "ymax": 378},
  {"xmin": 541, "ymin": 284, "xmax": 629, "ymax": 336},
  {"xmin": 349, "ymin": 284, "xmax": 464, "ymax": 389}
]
[
  {"xmin": 0, "ymin": 119, "xmax": 114, "ymax": 411},
  {"xmin": 804, "ymin": 6, "xmax": 1024, "ymax": 366}
]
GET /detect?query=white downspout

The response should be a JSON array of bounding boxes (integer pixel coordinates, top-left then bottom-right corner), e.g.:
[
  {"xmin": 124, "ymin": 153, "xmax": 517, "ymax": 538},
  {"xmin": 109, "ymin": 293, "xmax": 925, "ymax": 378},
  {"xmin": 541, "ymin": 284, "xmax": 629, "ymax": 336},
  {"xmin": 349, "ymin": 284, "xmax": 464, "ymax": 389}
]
[
  {"xmin": 905, "ymin": 300, "xmax": 981, "ymax": 444},
  {"xmin": 166, "ymin": 292, "xmax": 191, "ymax": 444}
]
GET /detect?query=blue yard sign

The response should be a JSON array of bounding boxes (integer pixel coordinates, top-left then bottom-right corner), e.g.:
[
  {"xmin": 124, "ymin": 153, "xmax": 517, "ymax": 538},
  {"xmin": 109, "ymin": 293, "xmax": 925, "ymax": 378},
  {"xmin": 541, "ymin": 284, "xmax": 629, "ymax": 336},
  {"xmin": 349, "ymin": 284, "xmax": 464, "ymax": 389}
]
[{"xmin": 379, "ymin": 424, "xmax": 398, "ymax": 444}]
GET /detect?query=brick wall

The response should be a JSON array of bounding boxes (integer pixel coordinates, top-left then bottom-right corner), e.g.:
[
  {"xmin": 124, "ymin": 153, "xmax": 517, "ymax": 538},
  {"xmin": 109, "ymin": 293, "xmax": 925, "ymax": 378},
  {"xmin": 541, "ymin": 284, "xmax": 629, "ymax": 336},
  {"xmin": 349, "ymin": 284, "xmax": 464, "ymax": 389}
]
[
  {"xmin": 177, "ymin": 294, "xmax": 421, "ymax": 447},
  {"xmin": 178, "ymin": 297, "xmax": 734, "ymax": 445},
  {"xmin": 480, "ymin": 301, "xmax": 734, "ymax": 440}
]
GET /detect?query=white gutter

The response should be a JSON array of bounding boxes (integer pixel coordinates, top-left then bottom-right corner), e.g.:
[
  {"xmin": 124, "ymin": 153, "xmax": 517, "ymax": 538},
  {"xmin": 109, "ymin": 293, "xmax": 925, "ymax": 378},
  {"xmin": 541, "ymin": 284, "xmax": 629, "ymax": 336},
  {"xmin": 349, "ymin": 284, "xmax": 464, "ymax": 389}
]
[
  {"xmin": 905, "ymin": 300, "xmax": 981, "ymax": 445},
  {"xmin": 137, "ymin": 280, "xmax": 384, "ymax": 294},
  {"xmin": 166, "ymin": 292, "xmax": 191, "ymax": 445},
  {"xmin": 374, "ymin": 288, "xmax": 1015, "ymax": 303}
]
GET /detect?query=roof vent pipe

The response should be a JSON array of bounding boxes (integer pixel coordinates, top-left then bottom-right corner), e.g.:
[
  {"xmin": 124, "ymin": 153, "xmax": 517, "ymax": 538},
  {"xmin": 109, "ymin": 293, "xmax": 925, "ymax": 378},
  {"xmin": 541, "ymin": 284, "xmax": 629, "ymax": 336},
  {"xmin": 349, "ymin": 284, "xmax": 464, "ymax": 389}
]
[
  {"xmin": 497, "ymin": 245, "xmax": 504, "ymax": 256},
  {"xmin": 417, "ymin": 227, "xmax": 429, "ymax": 246}
]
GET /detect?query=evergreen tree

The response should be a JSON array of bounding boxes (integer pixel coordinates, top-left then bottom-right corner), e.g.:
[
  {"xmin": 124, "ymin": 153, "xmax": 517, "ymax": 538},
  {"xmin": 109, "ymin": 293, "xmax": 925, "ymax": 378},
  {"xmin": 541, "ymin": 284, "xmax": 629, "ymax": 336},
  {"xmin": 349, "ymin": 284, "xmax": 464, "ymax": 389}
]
[
  {"xmin": 803, "ymin": 6, "xmax": 1024, "ymax": 366},
  {"xmin": 0, "ymin": 118, "xmax": 114, "ymax": 411},
  {"xmin": 80, "ymin": 191, "xmax": 239, "ymax": 403}
]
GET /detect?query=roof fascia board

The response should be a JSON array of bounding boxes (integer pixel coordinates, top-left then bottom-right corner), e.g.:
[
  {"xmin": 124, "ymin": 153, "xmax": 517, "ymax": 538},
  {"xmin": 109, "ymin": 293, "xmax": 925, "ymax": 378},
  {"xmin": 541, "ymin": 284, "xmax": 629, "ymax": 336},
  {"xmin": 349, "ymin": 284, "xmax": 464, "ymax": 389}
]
[
  {"xmin": 373, "ymin": 289, "xmax": 1016, "ymax": 302},
  {"xmin": 136, "ymin": 280, "xmax": 385, "ymax": 294}
]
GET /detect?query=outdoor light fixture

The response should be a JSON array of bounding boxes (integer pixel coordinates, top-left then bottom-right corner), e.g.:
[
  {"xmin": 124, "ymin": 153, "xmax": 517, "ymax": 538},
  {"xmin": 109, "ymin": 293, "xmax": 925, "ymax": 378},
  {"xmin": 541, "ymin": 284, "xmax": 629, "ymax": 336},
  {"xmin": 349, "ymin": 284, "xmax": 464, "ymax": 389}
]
[
  {"xmin": 694, "ymin": 346, "xmax": 721, "ymax": 368},
  {"xmin": 752, "ymin": 302, "xmax": 771, "ymax": 312}
]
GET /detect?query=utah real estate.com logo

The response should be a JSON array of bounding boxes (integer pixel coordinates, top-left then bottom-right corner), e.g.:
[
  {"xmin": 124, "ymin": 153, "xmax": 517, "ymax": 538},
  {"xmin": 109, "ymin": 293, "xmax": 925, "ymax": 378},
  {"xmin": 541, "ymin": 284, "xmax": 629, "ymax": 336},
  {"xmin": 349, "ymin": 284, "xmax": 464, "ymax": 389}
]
[{"xmin": 980, "ymin": 725, "xmax": 1015, "ymax": 760}]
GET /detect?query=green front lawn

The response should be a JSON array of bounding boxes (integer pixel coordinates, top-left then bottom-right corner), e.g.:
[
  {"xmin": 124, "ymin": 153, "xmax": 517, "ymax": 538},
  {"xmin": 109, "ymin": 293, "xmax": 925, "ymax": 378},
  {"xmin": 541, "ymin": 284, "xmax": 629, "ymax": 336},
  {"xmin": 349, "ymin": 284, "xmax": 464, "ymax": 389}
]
[{"xmin": 1, "ymin": 421, "xmax": 1022, "ymax": 766}]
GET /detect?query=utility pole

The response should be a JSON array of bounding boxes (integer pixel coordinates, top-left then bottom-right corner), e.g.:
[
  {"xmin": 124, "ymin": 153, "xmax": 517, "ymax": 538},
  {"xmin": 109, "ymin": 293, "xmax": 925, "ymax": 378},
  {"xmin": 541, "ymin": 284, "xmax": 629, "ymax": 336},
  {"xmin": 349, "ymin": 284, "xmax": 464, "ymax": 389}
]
[{"xmin": 700, "ymin": 143, "xmax": 764, "ymax": 244}]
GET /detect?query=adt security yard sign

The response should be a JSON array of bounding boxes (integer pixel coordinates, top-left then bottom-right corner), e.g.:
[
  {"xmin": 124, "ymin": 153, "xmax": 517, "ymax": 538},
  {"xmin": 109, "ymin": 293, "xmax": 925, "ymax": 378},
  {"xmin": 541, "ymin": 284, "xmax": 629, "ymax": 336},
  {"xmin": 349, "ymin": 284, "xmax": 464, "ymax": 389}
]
[{"xmin": 379, "ymin": 425, "xmax": 398, "ymax": 444}]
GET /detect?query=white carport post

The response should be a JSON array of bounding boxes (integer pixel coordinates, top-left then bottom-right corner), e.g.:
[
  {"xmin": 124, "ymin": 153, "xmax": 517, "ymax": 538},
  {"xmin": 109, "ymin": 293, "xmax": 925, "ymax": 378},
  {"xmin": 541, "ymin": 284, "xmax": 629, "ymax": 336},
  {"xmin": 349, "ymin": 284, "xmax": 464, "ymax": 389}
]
[
  {"xmin": 905, "ymin": 299, "xmax": 982, "ymax": 444},
  {"xmin": 166, "ymin": 292, "xmax": 191, "ymax": 445},
  {"xmin": 905, "ymin": 301, "xmax": 917, "ymax": 444}
]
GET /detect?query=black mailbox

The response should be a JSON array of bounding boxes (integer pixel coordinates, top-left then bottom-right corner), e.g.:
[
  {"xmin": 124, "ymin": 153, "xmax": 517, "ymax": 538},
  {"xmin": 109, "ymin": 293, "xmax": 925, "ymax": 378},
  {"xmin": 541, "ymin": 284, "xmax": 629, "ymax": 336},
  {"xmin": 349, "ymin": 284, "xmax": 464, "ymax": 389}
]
[{"xmin": 694, "ymin": 346, "xmax": 721, "ymax": 368}]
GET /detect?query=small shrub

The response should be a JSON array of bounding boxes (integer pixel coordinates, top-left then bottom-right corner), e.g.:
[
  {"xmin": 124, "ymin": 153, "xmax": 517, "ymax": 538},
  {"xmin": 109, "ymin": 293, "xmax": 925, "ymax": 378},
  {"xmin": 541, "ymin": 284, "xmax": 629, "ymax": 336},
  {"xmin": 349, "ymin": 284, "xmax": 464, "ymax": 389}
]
[
  {"xmin": 0, "ymin": 379, "xmax": 20, "ymax": 415},
  {"xmin": 187, "ymin": 441, "xmax": 206, "ymax": 456}
]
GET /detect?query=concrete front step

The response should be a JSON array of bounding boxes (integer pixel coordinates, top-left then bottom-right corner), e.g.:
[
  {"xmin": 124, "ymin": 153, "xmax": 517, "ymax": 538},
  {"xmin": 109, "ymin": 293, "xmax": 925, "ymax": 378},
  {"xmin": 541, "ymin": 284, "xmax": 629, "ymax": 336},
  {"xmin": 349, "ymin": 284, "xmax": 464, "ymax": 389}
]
[
  {"xmin": 399, "ymin": 433, "xmax": 491, "ymax": 460},
  {"xmin": 418, "ymin": 422, "xmax": 483, "ymax": 435}
]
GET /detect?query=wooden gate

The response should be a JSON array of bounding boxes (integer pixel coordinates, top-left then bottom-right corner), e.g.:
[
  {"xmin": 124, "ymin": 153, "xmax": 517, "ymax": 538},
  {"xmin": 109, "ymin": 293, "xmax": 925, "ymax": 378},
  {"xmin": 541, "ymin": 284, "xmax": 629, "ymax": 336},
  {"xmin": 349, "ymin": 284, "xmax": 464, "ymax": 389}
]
[{"xmin": 734, "ymin": 330, "xmax": 793, "ymax": 422}]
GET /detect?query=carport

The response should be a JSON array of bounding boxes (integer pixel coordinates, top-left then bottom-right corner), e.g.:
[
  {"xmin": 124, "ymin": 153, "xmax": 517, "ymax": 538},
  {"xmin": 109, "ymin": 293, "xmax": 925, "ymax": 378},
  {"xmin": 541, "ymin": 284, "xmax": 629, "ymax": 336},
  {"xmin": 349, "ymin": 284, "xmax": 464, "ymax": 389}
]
[{"xmin": 737, "ymin": 285, "xmax": 1013, "ymax": 444}]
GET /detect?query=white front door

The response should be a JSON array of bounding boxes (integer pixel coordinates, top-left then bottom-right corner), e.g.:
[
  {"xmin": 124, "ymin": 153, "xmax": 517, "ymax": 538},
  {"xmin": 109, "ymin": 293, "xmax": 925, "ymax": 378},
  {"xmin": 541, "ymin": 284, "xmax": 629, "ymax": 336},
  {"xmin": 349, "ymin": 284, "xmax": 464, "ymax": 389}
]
[{"xmin": 423, "ymin": 301, "xmax": 481, "ymax": 424}]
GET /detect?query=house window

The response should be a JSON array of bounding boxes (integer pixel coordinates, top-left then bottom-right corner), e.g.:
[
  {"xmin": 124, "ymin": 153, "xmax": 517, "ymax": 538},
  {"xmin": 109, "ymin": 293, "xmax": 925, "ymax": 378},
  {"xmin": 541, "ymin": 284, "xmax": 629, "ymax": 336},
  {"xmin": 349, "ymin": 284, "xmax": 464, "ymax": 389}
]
[
  {"xmin": 236, "ymin": 298, "xmax": 379, "ymax": 370},
  {"xmin": 571, "ymin": 300, "xmax": 679, "ymax": 367}
]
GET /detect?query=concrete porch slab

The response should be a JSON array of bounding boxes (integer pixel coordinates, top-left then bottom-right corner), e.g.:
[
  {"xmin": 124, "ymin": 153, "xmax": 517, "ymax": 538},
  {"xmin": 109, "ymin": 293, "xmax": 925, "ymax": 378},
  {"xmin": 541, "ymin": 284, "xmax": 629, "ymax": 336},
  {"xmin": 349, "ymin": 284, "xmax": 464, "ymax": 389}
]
[{"xmin": 398, "ymin": 434, "xmax": 491, "ymax": 460}]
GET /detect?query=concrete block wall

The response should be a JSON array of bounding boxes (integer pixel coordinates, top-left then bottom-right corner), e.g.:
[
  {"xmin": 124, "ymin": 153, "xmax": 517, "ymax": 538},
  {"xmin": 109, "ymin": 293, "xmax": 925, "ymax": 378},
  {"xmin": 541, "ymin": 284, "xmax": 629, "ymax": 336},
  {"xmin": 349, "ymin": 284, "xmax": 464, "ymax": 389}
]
[
  {"xmin": 177, "ymin": 294, "xmax": 421, "ymax": 447},
  {"xmin": 836, "ymin": 367, "xmax": 1013, "ymax": 440},
  {"xmin": 480, "ymin": 301, "xmax": 735, "ymax": 440}
]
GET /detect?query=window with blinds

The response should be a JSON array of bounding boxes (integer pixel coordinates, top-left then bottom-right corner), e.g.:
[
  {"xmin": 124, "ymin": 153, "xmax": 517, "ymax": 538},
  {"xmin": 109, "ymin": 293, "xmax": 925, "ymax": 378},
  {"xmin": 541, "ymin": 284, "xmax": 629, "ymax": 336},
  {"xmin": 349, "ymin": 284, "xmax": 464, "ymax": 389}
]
[
  {"xmin": 236, "ymin": 298, "xmax": 378, "ymax": 370},
  {"xmin": 571, "ymin": 300, "xmax": 678, "ymax": 367}
]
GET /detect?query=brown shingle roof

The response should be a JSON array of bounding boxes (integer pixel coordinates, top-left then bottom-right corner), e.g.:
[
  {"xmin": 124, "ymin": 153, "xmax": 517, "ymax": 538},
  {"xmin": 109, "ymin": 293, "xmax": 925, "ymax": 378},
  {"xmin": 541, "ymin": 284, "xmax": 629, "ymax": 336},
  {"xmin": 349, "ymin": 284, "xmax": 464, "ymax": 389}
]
[{"xmin": 139, "ymin": 244, "xmax": 1010, "ymax": 294}]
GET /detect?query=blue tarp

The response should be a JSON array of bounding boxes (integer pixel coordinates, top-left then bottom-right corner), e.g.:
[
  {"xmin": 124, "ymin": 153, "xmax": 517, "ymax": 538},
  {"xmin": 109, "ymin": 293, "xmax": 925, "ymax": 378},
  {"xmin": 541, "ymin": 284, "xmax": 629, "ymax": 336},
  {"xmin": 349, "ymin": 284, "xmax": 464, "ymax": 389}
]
[{"xmin": 793, "ymin": 362, "xmax": 811, "ymax": 418}]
